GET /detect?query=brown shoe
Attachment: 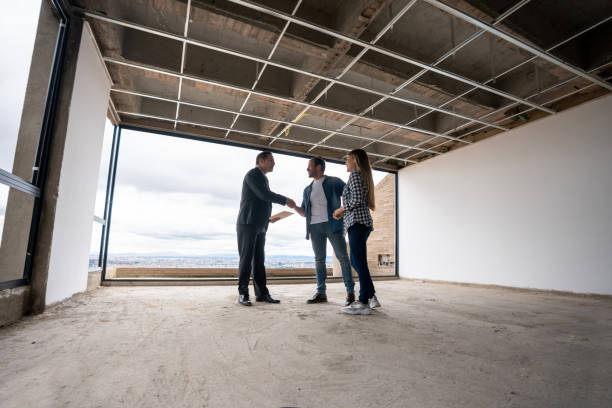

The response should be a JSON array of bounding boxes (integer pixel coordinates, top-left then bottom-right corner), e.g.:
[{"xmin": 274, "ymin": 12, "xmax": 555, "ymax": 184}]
[
  {"xmin": 345, "ymin": 293, "xmax": 355, "ymax": 306},
  {"xmin": 306, "ymin": 293, "xmax": 328, "ymax": 304}
]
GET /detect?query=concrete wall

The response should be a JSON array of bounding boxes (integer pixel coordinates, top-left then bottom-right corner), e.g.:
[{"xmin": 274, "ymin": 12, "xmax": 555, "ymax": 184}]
[
  {"xmin": 398, "ymin": 94, "xmax": 612, "ymax": 295},
  {"xmin": 0, "ymin": 286, "xmax": 30, "ymax": 327},
  {"xmin": 45, "ymin": 25, "xmax": 111, "ymax": 304}
]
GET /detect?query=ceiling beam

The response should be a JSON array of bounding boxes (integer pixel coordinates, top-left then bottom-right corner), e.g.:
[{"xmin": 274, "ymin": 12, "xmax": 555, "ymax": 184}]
[
  {"xmin": 111, "ymin": 87, "xmax": 439, "ymax": 155},
  {"xmin": 117, "ymin": 110, "xmax": 416, "ymax": 164},
  {"xmin": 104, "ymin": 55, "xmax": 472, "ymax": 146}
]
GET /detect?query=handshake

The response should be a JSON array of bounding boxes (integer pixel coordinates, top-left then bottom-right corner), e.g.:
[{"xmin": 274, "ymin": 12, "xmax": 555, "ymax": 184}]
[
  {"xmin": 272, "ymin": 198, "xmax": 344, "ymax": 222},
  {"xmin": 269, "ymin": 198, "xmax": 297, "ymax": 224},
  {"xmin": 285, "ymin": 198, "xmax": 344, "ymax": 219}
]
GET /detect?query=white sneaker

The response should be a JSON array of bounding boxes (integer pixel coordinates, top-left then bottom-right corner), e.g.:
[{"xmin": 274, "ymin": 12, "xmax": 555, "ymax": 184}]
[
  {"xmin": 369, "ymin": 295, "xmax": 381, "ymax": 308},
  {"xmin": 342, "ymin": 301, "xmax": 372, "ymax": 315}
]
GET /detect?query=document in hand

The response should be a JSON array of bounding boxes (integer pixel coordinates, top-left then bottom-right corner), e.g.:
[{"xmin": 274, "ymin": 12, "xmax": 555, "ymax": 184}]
[{"xmin": 269, "ymin": 210, "xmax": 294, "ymax": 223}]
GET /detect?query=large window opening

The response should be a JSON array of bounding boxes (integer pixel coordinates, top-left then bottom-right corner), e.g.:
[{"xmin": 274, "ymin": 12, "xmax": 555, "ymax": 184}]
[
  {"xmin": 0, "ymin": 1, "xmax": 66, "ymax": 289},
  {"xmin": 88, "ymin": 118, "xmax": 115, "ymax": 273},
  {"xmin": 101, "ymin": 128, "xmax": 396, "ymax": 281}
]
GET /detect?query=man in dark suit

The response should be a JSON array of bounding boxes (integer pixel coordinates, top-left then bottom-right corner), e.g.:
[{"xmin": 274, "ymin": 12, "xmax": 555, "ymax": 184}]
[{"xmin": 236, "ymin": 151, "xmax": 296, "ymax": 306}]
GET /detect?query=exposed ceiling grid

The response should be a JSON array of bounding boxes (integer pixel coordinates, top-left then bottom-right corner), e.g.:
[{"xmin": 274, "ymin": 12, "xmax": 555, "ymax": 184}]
[
  {"xmin": 73, "ymin": 0, "xmax": 612, "ymax": 171},
  {"xmin": 270, "ymin": 0, "xmax": 420, "ymax": 149},
  {"xmin": 224, "ymin": 0, "xmax": 304, "ymax": 138},
  {"xmin": 373, "ymin": 16, "xmax": 612, "ymax": 164}
]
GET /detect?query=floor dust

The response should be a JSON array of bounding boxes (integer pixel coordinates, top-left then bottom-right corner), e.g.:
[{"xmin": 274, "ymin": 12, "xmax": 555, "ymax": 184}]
[{"xmin": 1, "ymin": 280, "xmax": 611, "ymax": 407}]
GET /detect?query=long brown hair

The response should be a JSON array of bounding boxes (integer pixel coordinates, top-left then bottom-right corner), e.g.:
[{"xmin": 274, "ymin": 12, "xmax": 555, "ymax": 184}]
[{"xmin": 349, "ymin": 149, "xmax": 375, "ymax": 211}]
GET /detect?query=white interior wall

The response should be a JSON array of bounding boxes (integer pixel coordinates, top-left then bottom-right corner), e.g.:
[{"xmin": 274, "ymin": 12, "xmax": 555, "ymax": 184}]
[
  {"xmin": 398, "ymin": 94, "xmax": 612, "ymax": 295},
  {"xmin": 46, "ymin": 25, "xmax": 111, "ymax": 304}
]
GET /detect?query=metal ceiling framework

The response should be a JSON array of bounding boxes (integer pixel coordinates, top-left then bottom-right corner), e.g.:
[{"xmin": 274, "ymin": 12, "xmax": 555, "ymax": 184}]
[
  {"xmin": 118, "ymin": 109, "xmax": 417, "ymax": 163},
  {"xmin": 78, "ymin": 0, "xmax": 611, "ymax": 170},
  {"xmin": 270, "ymin": 0, "xmax": 422, "ymax": 150},
  {"xmin": 111, "ymin": 87, "xmax": 439, "ymax": 156},
  {"xmin": 103, "ymin": 56, "xmax": 450, "ymax": 164},
  {"xmin": 224, "ymin": 0, "xmax": 305, "ymax": 139},
  {"xmin": 372, "ymin": 16, "xmax": 612, "ymax": 165},
  {"xmin": 316, "ymin": 0, "xmax": 535, "ymax": 157},
  {"xmin": 83, "ymin": 10, "xmax": 510, "ymax": 132},
  {"xmin": 382, "ymin": 68, "xmax": 612, "ymax": 165}
]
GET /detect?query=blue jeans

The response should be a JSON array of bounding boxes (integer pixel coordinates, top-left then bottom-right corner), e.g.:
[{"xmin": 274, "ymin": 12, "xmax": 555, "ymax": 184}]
[
  {"xmin": 310, "ymin": 222, "xmax": 355, "ymax": 295},
  {"xmin": 347, "ymin": 223, "xmax": 375, "ymax": 304}
]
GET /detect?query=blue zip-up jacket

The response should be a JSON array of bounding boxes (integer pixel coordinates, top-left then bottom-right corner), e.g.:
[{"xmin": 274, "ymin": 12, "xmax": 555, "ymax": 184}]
[{"xmin": 300, "ymin": 175, "xmax": 345, "ymax": 239}]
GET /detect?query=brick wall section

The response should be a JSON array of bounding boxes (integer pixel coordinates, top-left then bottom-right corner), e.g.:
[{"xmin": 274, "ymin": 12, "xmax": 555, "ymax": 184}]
[
  {"xmin": 368, "ymin": 173, "xmax": 396, "ymax": 275},
  {"xmin": 333, "ymin": 173, "xmax": 396, "ymax": 276}
]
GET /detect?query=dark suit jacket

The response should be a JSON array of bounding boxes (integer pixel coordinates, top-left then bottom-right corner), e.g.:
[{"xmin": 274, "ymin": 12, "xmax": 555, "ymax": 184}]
[{"xmin": 237, "ymin": 167, "xmax": 287, "ymax": 231}]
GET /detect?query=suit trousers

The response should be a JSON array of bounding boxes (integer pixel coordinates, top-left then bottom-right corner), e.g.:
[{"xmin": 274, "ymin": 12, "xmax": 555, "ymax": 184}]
[{"xmin": 236, "ymin": 224, "xmax": 269, "ymax": 298}]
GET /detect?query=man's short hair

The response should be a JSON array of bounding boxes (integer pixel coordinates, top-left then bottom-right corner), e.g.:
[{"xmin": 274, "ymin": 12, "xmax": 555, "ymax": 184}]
[
  {"xmin": 312, "ymin": 157, "xmax": 325, "ymax": 173},
  {"xmin": 256, "ymin": 151, "xmax": 272, "ymax": 165}
]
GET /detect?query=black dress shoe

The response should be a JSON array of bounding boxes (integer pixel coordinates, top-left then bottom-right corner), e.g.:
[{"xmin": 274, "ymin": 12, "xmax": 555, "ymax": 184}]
[
  {"xmin": 238, "ymin": 295, "xmax": 252, "ymax": 306},
  {"xmin": 256, "ymin": 294, "xmax": 280, "ymax": 303},
  {"xmin": 306, "ymin": 293, "xmax": 328, "ymax": 304}
]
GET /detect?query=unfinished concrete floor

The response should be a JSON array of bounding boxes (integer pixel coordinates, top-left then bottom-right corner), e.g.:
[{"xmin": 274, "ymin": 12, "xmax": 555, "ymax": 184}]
[{"xmin": 1, "ymin": 280, "xmax": 611, "ymax": 407}]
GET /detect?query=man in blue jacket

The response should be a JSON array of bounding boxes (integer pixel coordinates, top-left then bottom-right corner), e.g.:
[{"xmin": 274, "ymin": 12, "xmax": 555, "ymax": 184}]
[{"xmin": 295, "ymin": 157, "xmax": 355, "ymax": 305}]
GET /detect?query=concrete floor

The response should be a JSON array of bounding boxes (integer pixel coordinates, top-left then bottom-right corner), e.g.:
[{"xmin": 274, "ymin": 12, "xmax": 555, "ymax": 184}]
[{"xmin": 0, "ymin": 280, "xmax": 611, "ymax": 408}]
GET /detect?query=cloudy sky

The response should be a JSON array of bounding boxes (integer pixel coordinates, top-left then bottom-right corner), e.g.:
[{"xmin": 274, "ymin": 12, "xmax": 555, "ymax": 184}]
[
  {"xmin": 98, "ymin": 125, "xmax": 391, "ymax": 257},
  {"xmin": 0, "ymin": 2, "xmax": 41, "ymax": 244},
  {"xmin": 1, "ymin": 2, "xmax": 39, "ymax": 171}
]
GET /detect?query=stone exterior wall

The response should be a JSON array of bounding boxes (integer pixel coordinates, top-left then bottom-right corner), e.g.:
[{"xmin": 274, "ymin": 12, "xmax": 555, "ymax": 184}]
[
  {"xmin": 333, "ymin": 173, "xmax": 396, "ymax": 276},
  {"xmin": 368, "ymin": 173, "xmax": 396, "ymax": 275}
]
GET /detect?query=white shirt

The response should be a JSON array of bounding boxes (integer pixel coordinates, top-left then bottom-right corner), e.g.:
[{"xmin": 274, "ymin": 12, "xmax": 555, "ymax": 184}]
[{"xmin": 310, "ymin": 178, "xmax": 328, "ymax": 224}]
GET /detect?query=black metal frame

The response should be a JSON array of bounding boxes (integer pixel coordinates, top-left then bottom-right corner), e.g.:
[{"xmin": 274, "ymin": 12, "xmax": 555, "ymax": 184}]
[
  {"xmin": 0, "ymin": 279, "xmax": 28, "ymax": 291},
  {"xmin": 0, "ymin": 0, "xmax": 70, "ymax": 290},
  {"xmin": 98, "ymin": 124, "xmax": 400, "ymax": 283},
  {"xmin": 100, "ymin": 126, "xmax": 121, "ymax": 282},
  {"xmin": 394, "ymin": 172, "xmax": 399, "ymax": 278},
  {"xmin": 86, "ymin": 124, "xmax": 116, "ymax": 274}
]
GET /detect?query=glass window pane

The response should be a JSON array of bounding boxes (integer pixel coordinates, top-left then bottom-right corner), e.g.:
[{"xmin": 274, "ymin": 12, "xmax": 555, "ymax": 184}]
[
  {"xmin": 93, "ymin": 119, "xmax": 115, "ymax": 217},
  {"xmin": 106, "ymin": 129, "xmax": 396, "ymax": 279},
  {"xmin": 0, "ymin": 185, "xmax": 35, "ymax": 282},
  {"xmin": 1, "ymin": 1, "xmax": 58, "ymax": 181}
]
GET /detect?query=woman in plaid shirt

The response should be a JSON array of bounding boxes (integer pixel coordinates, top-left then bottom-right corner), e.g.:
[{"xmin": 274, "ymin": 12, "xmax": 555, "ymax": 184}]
[{"xmin": 333, "ymin": 149, "xmax": 381, "ymax": 315}]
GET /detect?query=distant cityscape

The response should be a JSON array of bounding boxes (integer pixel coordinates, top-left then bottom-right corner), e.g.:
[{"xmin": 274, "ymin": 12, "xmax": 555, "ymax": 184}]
[{"xmin": 89, "ymin": 254, "xmax": 332, "ymax": 269}]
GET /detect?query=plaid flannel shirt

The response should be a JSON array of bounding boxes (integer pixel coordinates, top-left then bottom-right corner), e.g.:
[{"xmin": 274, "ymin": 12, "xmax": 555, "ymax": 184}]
[{"xmin": 342, "ymin": 170, "xmax": 373, "ymax": 232}]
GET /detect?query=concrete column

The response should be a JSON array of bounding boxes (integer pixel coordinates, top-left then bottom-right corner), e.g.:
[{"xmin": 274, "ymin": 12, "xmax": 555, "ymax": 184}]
[
  {"xmin": 44, "ymin": 24, "xmax": 111, "ymax": 305},
  {"xmin": 28, "ymin": 14, "xmax": 85, "ymax": 314}
]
